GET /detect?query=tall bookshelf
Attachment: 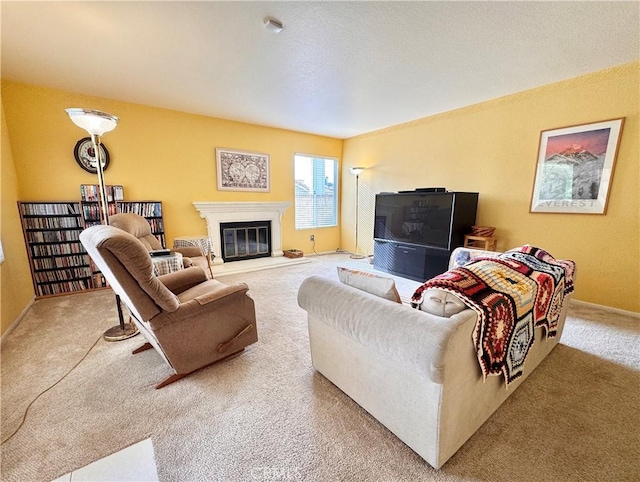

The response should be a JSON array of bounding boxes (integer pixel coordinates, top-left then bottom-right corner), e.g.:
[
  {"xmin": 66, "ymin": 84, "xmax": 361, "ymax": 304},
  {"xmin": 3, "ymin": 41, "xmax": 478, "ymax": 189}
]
[
  {"xmin": 19, "ymin": 190, "xmax": 166, "ymax": 298},
  {"xmin": 79, "ymin": 185, "xmax": 164, "ymax": 245},
  {"xmin": 18, "ymin": 202, "xmax": 93, "ymax": 298}
]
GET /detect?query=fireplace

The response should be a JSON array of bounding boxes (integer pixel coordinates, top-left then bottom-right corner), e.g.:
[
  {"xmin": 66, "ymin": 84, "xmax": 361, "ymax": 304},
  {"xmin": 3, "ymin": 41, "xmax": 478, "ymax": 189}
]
[
  {"xmin": 193, "ymin": 202, "xmax": 290, "ymax": 266},
  {"xmin": 220, "ymin": 221, "xmax": 271, "ymax": 262}
]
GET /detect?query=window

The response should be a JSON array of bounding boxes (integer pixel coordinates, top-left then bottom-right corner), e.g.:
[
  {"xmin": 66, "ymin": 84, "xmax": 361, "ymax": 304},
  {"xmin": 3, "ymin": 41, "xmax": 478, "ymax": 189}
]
[{"xmin": 294, "ymin": 154, "xmax": 338, "ymax": 229}]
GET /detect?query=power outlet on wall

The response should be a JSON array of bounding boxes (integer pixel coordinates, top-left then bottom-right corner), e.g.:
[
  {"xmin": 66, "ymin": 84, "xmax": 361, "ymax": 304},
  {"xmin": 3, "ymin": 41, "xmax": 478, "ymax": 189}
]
[{"xmin": 309, "ymin": 234, "xmax": 315, "ymax": 242}]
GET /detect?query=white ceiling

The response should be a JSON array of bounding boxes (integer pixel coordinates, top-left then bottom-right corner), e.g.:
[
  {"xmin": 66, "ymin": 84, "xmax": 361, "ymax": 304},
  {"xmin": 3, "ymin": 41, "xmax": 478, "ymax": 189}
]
[{"xmin": 2, "ymin": 1, "xmax": 638, "ymax": 139}]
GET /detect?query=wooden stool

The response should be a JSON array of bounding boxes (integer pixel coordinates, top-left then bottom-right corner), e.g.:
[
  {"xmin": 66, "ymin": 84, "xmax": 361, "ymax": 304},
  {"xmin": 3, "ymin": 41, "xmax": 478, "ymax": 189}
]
[{"xmin": 464, "ymin": 235, "xmax": 497, "ymax": 251}]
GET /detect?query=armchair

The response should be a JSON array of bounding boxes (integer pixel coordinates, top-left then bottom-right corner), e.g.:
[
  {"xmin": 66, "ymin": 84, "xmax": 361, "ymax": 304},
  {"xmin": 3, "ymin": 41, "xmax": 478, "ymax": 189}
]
[
  {"xmin": 79, "ymin": 224, "xmax": 258, "ymax": 388},
  {"xmin": 110, "ymin": 213, "xmax": 213, "ymax": 278}
]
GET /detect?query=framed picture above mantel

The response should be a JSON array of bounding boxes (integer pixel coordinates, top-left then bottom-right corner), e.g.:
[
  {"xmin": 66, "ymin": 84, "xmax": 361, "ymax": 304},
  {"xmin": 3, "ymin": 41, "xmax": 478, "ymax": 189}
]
[
  {"xmin": 530, "ymin": 118, "xmax": 624, "ymax": 214},
  {"xmin": 216, "ymin": 148, "xmax": 270, "ymax": 192}
]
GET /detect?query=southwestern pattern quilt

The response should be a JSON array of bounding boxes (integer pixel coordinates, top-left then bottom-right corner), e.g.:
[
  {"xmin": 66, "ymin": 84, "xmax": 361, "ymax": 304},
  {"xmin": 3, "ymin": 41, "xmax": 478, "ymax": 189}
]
[{"xmin": 411, "ymin": 245, "xmax": 575, "ymax": 387}]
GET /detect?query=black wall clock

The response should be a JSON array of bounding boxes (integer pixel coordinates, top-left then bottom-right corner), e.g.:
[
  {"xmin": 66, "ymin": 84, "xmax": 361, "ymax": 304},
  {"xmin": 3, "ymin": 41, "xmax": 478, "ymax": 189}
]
[{"xmin": 73, "ymin": 137, "xmax": 110, "ymax": 173}]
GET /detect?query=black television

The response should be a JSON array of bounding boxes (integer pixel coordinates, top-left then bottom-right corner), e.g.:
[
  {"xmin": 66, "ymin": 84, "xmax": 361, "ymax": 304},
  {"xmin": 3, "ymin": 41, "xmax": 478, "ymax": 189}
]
[{"xmin": 374, "ymin": 192, "xmax": 464, "ymax": 250}]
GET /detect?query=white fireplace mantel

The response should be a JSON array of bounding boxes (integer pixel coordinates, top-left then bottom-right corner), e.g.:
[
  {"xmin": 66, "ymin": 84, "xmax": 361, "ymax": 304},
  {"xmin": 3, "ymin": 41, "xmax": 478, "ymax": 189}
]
[{"xmin": 193, "ymin": 201, "xmax": 291, "ymax": 265}]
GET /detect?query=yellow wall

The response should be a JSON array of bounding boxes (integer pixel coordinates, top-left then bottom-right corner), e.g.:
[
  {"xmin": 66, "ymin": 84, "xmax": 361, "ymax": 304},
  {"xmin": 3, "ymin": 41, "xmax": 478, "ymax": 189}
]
[
  {"xmin": 2, "ymin": 62, "xmax": 638, "ymax": 328},
  {"xmin": 343, "ymin": 63, "xmax": 639, "ymax": 312},
  {"xmin": 1, "ymin": 81, "xmax": 342, "ymax": 251},
  {"xmin": 1, "ymin": 81, "xmax": 343, "ymax": 335},
  {"xmin": 1, "ymin": 100, "xmax": 35, "ymax": 334}
]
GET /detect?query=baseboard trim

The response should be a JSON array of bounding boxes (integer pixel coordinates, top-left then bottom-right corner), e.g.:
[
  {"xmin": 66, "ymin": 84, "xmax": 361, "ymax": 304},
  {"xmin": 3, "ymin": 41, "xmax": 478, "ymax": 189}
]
[
  {"xmin": 306, "ymin": 250, "xmax": 347, "ymax": 257},
  {"xmin": 307, "ymin": 250, "xmax": 373, "ymax": 258},
  {"xmin": 1, "ymin": 296, "xmax": 36, "ymax": 343},
  {"xmin": 570, "ymin": 298, "xmax": 640, "ymax": 319}
]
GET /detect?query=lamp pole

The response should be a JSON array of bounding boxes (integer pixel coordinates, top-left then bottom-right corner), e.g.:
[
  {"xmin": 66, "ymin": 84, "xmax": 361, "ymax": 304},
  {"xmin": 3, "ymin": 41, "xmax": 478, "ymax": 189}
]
[
  {"xmin": 91, "ymin": 133, "xmax": 110, "ymax": 225},
  {"xmin": 349, "ymin": 167, "xmax": 366, "ymax": 259},
  {"xmin": 66, "ymin": 108, "xmax": 138, "ymax": 342},
  {"xmin": 66, "ymin": 108, "xmax": 117, "ymax": 229}
]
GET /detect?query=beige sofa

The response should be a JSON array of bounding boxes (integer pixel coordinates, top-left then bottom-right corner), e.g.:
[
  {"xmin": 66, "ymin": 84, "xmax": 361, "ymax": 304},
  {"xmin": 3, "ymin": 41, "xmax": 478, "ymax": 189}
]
[{"xmin": 297, "ymin": 248, "xmax": 573, "ymax": 469}]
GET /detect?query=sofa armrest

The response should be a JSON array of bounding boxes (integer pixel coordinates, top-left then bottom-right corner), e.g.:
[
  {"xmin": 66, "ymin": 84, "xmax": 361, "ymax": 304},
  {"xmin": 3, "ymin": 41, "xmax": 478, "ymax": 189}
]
[
  {"xmin": 172, "ymin": 246, "xmax": 204, "ymax": 258},
  {"xmin": 191, "ymin": 283, "xmax": 249, "ymax": 305},
  {"xmin": 148, "ymin": 281, "xmax": 252, "ymax": 331},
  {"xmin": 298, "ymin": 276, "xmax": 477, "ymax": 384},
  {"xmin": 158, "ymin": 267, "xmax": 207, "ymax": 294}
]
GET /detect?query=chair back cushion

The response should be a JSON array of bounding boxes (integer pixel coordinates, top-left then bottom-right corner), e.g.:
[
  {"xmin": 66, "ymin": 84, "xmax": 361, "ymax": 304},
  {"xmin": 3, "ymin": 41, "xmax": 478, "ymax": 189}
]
[
  {"xmin": 80, "ymin": 225, "xmax": 180, "ymax": 319},
  {"xmin": 110, "ymin": 213, "xmax": 164, "ymax": 251}
]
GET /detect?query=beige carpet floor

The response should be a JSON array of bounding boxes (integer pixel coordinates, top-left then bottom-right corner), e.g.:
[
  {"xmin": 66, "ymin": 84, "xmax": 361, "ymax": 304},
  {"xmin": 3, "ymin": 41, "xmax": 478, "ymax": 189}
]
[{"xmin": 1, "ymin": 254, "xmax": 638, "ymax": 481}]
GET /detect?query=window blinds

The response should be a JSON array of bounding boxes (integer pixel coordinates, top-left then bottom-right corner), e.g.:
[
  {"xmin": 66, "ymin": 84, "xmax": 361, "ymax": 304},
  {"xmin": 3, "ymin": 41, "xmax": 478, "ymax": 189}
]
[{"xmin": 294, "ymin": 155, "xmax": 338, "ymax": 229}]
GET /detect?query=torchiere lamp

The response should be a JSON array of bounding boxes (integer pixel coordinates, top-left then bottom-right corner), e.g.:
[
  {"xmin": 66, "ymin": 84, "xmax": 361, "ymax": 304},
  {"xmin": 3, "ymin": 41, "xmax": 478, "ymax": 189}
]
[
  {"xmin": 349, "ymin": 166, "xmax": 367, "ymax": 259},
  {"xmin": 66, "ymin": 108, "xmax": 138, "ymax": 341}
]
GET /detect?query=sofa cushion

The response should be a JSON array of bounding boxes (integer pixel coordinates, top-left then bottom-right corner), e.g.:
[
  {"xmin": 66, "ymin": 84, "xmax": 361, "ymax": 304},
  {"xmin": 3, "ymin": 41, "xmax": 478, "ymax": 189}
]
[
  {"xmin": 337, "ymin": 267, "xmax": 401, "ymax": 303},
  {"xmin": 417, "ymin": 288, "xmax": 468, "ymax": 317}
]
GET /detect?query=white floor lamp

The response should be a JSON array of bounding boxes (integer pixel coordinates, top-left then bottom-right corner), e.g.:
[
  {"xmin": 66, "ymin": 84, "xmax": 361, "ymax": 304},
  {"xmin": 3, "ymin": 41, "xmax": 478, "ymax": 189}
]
[
  {"xmin": 349, "ymin": 167, "xmax": 367, "ymax": 259},
  {"xmin": 66, "ymin": 108, "xmax": 139, "ymax": 341}
]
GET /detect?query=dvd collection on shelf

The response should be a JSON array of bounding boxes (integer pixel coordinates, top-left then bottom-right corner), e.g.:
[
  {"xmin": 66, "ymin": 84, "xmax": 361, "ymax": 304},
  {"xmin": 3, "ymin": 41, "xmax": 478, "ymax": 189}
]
[
  {"xmin": 80, "ymin": 184, "xmax": 122, "ymax": 226},
  {"xmin": 25, "ymin": 229, "xmax": 81, "ymax": 243},
  {"xmin": 21, "ymin": 216, "xmax": 80, "ymax": 230},
  {"xmin": 19, "ymin": 202, "xmax": 80, "ymax": 216},
  {"xmin": 32, "ymin": 254, "xmax": 87, "ymax": 270},
  {"xmin": 81, "ymin": 203, "xmax": 119, "ymax": 226},
  {"xmin": 18, "ymin": 186, "xmax": 166, "ymax": 298},
  {"xmin": 117, "ymin": 201, "xmax": 162, "ymax": 218},
  {"xmin": 80, "ymin": 184, "xmax": 124, "ymax": 202}
]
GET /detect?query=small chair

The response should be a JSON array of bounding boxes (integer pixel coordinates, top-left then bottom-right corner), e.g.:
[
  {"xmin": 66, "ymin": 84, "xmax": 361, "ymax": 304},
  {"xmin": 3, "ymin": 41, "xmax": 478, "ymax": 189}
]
[
  {"xmin": 80, "ymin": 224, "xmax": 258, "ymax": 388},
  {"xmin": 110, "ymin": 213, "xmax": 213, "ymax": 278}
]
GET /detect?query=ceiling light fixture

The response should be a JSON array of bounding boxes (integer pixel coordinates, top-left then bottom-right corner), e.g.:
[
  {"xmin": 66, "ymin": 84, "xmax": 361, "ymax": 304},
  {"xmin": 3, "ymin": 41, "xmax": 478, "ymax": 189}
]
[{"xmin": 264, "ymin": 17, "xmax": 284, "ymax": 33}]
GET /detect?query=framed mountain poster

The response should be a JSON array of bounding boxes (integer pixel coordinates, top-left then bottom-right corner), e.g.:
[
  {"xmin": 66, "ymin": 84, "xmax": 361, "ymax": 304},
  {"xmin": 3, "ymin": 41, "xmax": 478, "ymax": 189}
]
[{"xmin": 530, "ymin": 118, "xmax": 624, "ymax": 214}]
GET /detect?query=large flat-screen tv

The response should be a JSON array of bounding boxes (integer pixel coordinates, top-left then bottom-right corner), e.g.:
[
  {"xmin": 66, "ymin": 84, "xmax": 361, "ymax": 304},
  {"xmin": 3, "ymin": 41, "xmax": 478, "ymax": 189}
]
[{"xmin": 374, "ymin": 192, "xmax": 455, "ymax": 249}]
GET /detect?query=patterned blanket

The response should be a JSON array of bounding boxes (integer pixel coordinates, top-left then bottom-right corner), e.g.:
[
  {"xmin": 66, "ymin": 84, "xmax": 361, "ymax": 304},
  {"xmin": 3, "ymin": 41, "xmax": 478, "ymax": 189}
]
[{"xmin": 411, "ymin": 245, "xmax": 575, "ymax": 387}]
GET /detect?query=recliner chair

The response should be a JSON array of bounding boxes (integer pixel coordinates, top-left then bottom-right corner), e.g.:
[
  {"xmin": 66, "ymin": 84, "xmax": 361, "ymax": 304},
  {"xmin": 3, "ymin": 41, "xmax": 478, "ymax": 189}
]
[
  {"xmin": 110, "ymin": 212, "xmax": 213, "ymax": 278},
  {"xmin": 80, "ymin": 224, "xmax": 258, "ymax": 388}
]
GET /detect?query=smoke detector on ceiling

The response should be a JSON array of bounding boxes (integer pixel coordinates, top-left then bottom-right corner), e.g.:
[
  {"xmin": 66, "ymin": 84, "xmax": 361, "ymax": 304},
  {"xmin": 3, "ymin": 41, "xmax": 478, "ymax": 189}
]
[{"xmin": 264, "ymin": 17, "xmax": 284, "ymax": 33}]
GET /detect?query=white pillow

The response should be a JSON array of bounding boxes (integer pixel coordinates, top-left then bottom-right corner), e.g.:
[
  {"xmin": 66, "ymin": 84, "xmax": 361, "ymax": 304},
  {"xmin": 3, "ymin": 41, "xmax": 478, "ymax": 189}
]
[
  {"xmin": 418, "ymin": 288, "xmax": 467, "ymax": 317},
  {"xmin": 336, "ymin": 267, "xmax": 401, "ymax": 303}
]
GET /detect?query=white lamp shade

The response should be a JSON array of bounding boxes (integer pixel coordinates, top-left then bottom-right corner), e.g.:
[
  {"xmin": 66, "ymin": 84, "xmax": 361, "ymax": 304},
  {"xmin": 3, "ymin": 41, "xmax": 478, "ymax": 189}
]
[
  {"xmin": 66, "ymin": 108, "xmax": 118, "ymax": 136},
  {"xmin": 350, "ymin": 166, "xmax": 366, "ymax": 176}
]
